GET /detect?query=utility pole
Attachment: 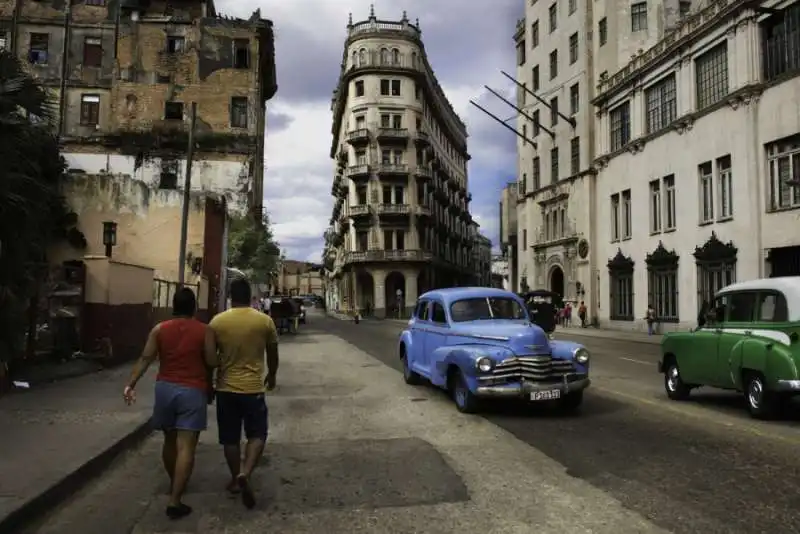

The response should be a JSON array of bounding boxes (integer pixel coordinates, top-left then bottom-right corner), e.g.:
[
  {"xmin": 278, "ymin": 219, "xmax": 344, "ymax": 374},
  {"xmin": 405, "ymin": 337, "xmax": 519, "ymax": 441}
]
[{"xmin": 177, "ymin": 102, "xmax": 197, "ymax": 286}]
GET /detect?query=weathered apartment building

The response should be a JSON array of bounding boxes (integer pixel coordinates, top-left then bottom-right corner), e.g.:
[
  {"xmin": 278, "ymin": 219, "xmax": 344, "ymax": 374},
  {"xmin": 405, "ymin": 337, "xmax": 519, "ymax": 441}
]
[{"xmin": 0, "ymin": 0, "xmax": 276, "ymax": 310}]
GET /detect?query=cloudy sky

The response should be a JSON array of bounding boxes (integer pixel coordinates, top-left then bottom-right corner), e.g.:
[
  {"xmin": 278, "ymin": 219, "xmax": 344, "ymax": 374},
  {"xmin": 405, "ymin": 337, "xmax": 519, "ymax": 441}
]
[{"xmin": 217, "ymin": 0, "xmax": 522, "ymax": 262}]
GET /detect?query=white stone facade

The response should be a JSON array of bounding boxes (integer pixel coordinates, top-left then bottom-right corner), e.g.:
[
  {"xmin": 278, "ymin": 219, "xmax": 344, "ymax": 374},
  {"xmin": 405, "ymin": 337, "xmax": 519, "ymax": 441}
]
[{"xmin": 593, "ymin": 0, "xmax": 800, "ymax": 332}]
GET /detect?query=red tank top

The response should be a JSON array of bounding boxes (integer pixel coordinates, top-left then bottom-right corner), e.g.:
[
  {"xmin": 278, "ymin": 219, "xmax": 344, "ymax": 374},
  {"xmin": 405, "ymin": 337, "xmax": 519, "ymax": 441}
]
[{"xmin": 156, "ymin": 318, "xmax": 208, "ymax": 390}]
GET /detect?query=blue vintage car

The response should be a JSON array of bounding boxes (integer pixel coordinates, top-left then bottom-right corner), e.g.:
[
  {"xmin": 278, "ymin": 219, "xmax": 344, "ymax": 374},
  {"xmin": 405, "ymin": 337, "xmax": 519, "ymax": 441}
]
[{"xmin": 398, "ymin": 287, "xmax": 591, "ymax": 413}]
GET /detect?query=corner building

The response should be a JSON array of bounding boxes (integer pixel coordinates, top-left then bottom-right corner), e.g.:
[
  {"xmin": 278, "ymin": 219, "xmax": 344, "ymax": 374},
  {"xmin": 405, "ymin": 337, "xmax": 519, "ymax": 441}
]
[{"xmin": 323, "ymin": 8, "xmax": 474, "ymax": 318}]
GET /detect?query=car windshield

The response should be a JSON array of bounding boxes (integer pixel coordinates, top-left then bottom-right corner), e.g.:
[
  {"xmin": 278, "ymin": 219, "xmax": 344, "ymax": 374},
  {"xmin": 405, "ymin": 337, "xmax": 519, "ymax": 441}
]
[{"xmin": 450, "ymin": 297, "xmax": 527, "ymax": 322}]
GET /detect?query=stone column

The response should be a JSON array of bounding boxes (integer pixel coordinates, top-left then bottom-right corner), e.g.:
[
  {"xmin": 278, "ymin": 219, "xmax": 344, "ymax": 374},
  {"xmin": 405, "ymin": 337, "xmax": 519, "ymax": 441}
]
[
  {"xmin": 372, "ymin": 269, "xmax": 386, "ymax": 318},
  {"xmin": 404, "ymin": 269, "xmax": 418, "ymax": 315}
]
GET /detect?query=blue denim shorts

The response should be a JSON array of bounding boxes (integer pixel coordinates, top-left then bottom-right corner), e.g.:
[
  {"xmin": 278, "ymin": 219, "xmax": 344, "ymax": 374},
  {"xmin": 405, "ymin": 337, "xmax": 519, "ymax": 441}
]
[{"xmin": 152, "ymin": 380, "xmax": 208, "ymax": 432}]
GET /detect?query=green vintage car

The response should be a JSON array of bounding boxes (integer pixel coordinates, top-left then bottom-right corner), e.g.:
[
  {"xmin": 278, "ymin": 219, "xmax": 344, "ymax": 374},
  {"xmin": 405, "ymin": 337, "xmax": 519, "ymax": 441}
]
[{"xmin": 658, "ymin": 277, "xmax": 800, "ymax": 419}]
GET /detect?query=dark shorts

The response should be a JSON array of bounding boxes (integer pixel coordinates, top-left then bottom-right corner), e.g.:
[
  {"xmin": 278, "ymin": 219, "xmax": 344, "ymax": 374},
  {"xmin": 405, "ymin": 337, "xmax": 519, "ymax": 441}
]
[
  {"xmin": 215, "ymin": 391, "xmax": 268, "ymax": 445},
  {"xmin": 152, "ymin": 380, "xmax": 208, "ymax": 432}
]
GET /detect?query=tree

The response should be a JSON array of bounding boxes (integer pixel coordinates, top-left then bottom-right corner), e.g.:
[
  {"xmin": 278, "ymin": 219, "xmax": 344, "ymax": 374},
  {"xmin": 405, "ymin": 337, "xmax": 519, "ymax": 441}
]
[
  {"xmin": 227, "ymin": 212, "xmax": 281, "ymax": 285},
  {"xmin": 0, "ymin": 50, "xmax": 85, "ymax": 361}
]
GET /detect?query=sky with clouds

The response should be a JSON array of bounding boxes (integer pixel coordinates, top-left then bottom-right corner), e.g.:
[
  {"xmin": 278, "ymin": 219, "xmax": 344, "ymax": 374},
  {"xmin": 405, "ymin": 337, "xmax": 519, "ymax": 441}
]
[{"xmin": 216, "ymin": 0, "xmax": 522, "ymax": 262}]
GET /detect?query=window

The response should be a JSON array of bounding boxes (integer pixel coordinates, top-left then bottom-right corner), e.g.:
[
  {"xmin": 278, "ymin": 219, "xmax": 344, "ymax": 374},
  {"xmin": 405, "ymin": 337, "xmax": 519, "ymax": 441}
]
[
  {"xmin": 28, "ymin": 33, "xmax": 49, "ymax": 65},
  {"xmin": 609, "ymin": 101, "xmax": 631, "ymax": 151},
  {"xmin": 532, "ymin": 21, "xmax": 539, "ymax": 47},
  {"xmin": 650, "ymin": 179, "xmax": 661, "ymax": 233},
  {"xmin": 569, "ymin": 0, "xmax": 577, "ymax": 14},
  {"xmin": 354, "ymin": 80, "xmax": 364, "ymax": 96},
  {"xmin": 549, "ymin": 50, "xmax": 558, "ymax": 79},
  {"xmin": 83, "ymin": 37, "xmax": 102, "ymax": 67},
  {"xmin": 391, "ymin": 49, "xmax": 400, "ymax": 65},
  {"xmin": 569, "ymin": 83, "xmax": 579, "ymax": 114},
  {"xmin": 569, "ymin": 33, "xmax": 578, "ymax": 64},
  {"xmin": 532, "ymin": 65, "xmax": 540, "ymax": 91},
  {"xmin": 695, "ymin": 42, "xmax": 729, "ymax": 109},
  {"xmin": 550, "ymin": 96, "xmax": 558, "ymax": 126},
  {"xmin": 610, "ymin": 193, "xmax": 620, "ymax": 241},
  {"xmin": 355, "ymin": 150, "xmax": 366, "ymax": 165},
  {"xmin": 646, "ymin": 245, "xmax": 679, "ymax": 322},
  {"xmin": 0, "ymin": 31, "xmax": 6, "ymax": 51},
  {"xmin": 159, "ymin": 160, "xmax": 178, "ymax": 189},
  {"xmin": 631, "ymin": 2, "xmax": 647, "ymax": 31},
  {"xmin": 450, "ymin": 297, "xmax": 526, "ymax": 322},
  {"xmin": 431, "ymin": 302, "xmax": 447, "ymax": 323},
  {"xmin": 570, "ymin": 137, "xmax": 580, "ymax": 175},
  {"xmin": 164, "ymin": 101, "xmax": 184, "ymax": 120},
  {"xmin": 644, "ymin": 74, "xmax": 677, "ymax": 133},
  {"xmin": 533, "ymin": 157, "xmax": 541, "ymax": 190},
  {"xmin": 357, "ymin": 231, "xmax": 368, "ymax": 250},
  {"xmin": 523, "ymin": 229, "xmax": 528, "ymax": 250},
  {"xmin": 717, "ymin": 155, "xmax": 733, "ymax": 219},
  {"xmin": 549, "ymin": 3, "xmax": 558, "ymax": 32},
  {"xmin": 80, "ymin": 94, "xmax": 100, "ymax": 126},
  {"xmin": 532, "ymin": 110, "xmax": 540, "ymax": 136},
  {"xmin": 355, "ymin": 115, "xmax": 366, "ymax": 129},
  {"xmin": 380, "ymin": 79, "xmax": 390, "ymax": 95},
  {"xmin": 230, "ymin": 97, "xmax": 247, "ymax": 128},
  {"xmin": 356, "ymin": 184, "xmax": 368, "ymax": 204},
  {"xmin": 622, "ymin": 189, "xmax": 632, "ymax": 238},
  {"xmin": 679, "ymin": 1, "xmax": 691, "ymax": 16},
  {"xmin": 609, "ymin": 253, "xmax": 634, "ymax": 321},
  {"xmin": 761, "ymin": 2, "xmax": 800, "ymax": 81},
  {"xmin": 166, "ymin": 36, "xmax": 185, "ymax": 53},
  {"xmin": 699, "ymin": 161, "xmax": 714, "ymax": 222},
  {"xmin": 767, "ymin": 135, "xmax": 800, "ymax": 210},
  {"xmin": 599, "ymin": 18, "xmax": 607, "ymax": 45},
  {"xmin": 383, "ymin": 229, "xmax": 393, "ymax": 249},
  {"xmin": 664, "ymin": 174, "xmax": 676, "ymax": 230},
  {"xmin": 727, "ymin": 292, "xmax": 756, "ymax": 322},
  {"xmin": 517, "ymin": 83, "xmax": 527, "ymax": 107},
  {"xmin": 757, "ymin": 292, "xmax": 789, "ymax": 322},
  {"xmin": 391, "ymin": 80, "xmax": 401, "ymax": 96},
  {"xmin": 520, "ymin": 173, "xmax": 527, "ymax": 194},
  {"xmin": 550, "ymin": 146, "xmax": 559, "ymax": 183},
  {"xmin": 414, "ymin": 300, "xmax": 430, "ymax": 320},
  {"xmin": 522, "ymin": 124, "xmax": 528, "ymax": 143},
  {"xmin": 517, "ymin": 41, "xmax": 526, "ymax": 65}
]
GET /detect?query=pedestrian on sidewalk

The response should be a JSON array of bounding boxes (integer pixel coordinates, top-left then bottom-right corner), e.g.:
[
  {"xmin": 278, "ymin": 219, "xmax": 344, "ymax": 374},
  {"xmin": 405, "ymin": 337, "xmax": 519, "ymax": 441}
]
[
  {"xmin": 209, "ymin": 278, "xmax": 279, "ymax": 509},
  {"xmin": 645, "ymin": 304, "xmax": 657, "ymax": 336},
  {"xmin": 578, "ymin": 301, "xmax": 587, "ymax": 328},
  {"xmin": 123, "ymin": 287, "xmax": 218, "ymax": 520}
]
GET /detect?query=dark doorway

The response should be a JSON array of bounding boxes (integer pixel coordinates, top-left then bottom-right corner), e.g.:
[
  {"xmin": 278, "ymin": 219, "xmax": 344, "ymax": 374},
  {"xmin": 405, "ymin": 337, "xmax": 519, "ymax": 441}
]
[{"xmin": 550, "ymin": 266, "xmax": 565, "ymax": 297}]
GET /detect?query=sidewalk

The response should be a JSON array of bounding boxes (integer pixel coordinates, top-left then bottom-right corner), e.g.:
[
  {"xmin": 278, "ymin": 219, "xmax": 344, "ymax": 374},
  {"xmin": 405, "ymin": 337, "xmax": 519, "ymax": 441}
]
[{"xmin": 0, "ymin": 362, "xmax": 155, "ymax": 532}]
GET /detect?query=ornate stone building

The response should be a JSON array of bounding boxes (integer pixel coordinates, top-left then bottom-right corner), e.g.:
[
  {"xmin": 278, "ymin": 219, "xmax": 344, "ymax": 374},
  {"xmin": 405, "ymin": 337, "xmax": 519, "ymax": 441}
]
[{"xmin": 322, "ymin": 7, "xmax": 476, "ymax": 318}]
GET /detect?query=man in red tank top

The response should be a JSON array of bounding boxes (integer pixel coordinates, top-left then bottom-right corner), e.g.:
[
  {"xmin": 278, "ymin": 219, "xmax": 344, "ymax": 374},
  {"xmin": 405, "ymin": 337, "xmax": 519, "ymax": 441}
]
[{"xmin": 123, "ymin": 288, "xmax": 217, "ymax": 520}]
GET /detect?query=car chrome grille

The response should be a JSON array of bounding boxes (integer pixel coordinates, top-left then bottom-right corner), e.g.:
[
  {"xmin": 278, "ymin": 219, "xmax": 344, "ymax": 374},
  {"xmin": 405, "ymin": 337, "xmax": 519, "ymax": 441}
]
[{"xmin": 479, "ymin": 355, "xmax": 575, "ymax": 384}]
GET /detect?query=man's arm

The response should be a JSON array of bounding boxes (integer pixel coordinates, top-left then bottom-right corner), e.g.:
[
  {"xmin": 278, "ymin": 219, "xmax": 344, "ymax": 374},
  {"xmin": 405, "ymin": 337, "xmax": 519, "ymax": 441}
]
[
  {"xmin": 203, "ymin": 326, "xmax": 218, "ymax": 368},
  {"xmin": 264, "ymin": 318, "xmax": 279, "ymax": 389},
  {"xmin": 126, "ymin": 324, "xmax": 160, "ymax": 389}
]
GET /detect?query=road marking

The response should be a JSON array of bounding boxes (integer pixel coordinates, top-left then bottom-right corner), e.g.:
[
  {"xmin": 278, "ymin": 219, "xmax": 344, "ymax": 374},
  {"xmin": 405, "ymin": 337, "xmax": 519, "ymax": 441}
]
[
  {"xmin": 618, "ymin": 357, "xmax": 652, "ymax": 366},
  {"xmin": 592, "ymin": 385, "xmax": 800, "ymax": 447}
]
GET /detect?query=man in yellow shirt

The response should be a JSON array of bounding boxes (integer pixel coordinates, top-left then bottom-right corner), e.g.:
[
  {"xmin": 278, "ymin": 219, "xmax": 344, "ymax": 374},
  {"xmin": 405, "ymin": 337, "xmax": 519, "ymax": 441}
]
[{"xmin": 209, "ymin": 278, "xmax": 279, "ymax": 509}]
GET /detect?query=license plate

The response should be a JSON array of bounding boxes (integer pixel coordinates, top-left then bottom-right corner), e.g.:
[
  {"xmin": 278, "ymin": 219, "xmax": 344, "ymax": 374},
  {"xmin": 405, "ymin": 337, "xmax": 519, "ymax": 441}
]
[{"xmin": 530, "ymin": 390, "xmax": 561, "ymax": 401}]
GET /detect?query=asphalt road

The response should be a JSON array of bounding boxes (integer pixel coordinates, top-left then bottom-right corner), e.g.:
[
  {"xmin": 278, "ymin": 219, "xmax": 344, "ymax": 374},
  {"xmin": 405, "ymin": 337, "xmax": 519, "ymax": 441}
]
[{"xmin": 317, "ymin": 313, "xmax": 800, "ymax": 534}]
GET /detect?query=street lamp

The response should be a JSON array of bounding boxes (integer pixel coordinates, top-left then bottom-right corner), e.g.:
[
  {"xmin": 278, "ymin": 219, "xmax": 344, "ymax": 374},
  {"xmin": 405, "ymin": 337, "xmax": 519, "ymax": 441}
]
[{"xmin": 102, "ymin": 221, "xmax": 117, "ymax": 258}]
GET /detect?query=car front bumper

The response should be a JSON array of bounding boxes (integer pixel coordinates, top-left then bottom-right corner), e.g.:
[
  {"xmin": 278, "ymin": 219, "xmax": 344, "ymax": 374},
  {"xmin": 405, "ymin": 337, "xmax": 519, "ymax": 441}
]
[
  {"xmin": 774, "ymin": 379, "xmax": 800, "ymax": 392},
  {"xmin": 475, "ymin": 377, "xmax": 591, "ymax": 398}
]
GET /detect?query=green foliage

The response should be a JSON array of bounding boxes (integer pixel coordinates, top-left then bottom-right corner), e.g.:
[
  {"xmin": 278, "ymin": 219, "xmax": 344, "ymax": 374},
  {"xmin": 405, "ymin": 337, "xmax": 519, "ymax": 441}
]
[
  {"xmin": 0, "ymin": 50, "xmax": 85, "ymax": 360},
  {"xmin": 227, "ymin": 212, "xmax": 281, "ymax": 284}
]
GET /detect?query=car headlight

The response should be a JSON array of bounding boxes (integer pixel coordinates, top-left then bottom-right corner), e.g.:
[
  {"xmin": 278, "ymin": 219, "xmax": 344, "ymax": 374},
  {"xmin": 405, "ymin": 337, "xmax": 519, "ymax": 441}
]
[
  {"xmin": 476, "ymin": 357, "xmax": 494, "ymax": 372},
  {"xmin": 572, "ymin": 347, "xmax": 590, "ymax": 364}
]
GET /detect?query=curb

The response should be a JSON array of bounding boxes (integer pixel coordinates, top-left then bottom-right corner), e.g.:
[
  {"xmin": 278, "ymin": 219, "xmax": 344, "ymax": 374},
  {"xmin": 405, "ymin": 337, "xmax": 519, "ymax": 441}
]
[{"xmin": 0, "ymin": 417, "xmax": 153, "ymax": 534}]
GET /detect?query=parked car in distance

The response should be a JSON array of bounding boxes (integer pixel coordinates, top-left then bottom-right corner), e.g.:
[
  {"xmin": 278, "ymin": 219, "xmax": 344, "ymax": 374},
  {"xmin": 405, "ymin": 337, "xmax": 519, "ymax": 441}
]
[
  {"xmin": 659, "ymin": 277, "xmax": 800, "ymax": 419},
  {"xmin": 397, "ymin": 287, "xmax": 591, "ymax": 413}
]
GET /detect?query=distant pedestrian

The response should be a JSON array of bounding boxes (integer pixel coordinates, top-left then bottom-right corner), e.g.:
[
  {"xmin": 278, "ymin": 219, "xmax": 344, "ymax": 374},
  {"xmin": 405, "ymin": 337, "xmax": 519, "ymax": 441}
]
[
  {"xmin": 209, "ymin": 278, "xmax": 279, "ymax": 509},
  {"xmin": 123, "ymin": 287, "xmax": 217, "ymax": 520},
  {"xmin": 646, "ymin": 304, "xmax": 656, "ymax": 335},
  {"xmin": 578, "ymin": 301, "xmax": 587, "ymax": 328},
  {"xmin": 564, "ymin": 302, "xmax": 572, "ymax": 327}
]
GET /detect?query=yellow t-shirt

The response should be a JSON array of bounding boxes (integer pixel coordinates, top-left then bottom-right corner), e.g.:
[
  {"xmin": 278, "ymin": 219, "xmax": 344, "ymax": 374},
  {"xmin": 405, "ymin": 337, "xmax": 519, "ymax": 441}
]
[{"xmin": 209, "ymin": 307, "xmax": 278, "ymax": 394}]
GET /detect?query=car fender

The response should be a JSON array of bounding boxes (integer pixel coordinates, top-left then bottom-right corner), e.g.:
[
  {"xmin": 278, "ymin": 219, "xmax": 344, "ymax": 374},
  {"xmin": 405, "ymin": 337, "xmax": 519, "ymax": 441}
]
[
  {"xmin": 731, "ymin": 337, "xmax": 797, "ymax": 388},
  {"xmin": 398, "ymin": 329, "xmax": 414, "ymax": 360},
  {"xmin": 429, "ymin": 343, "xmax": 510, "ymax": 389},
  {"xmin": 550, "ymin": 338, "xmax": 590, "ymax": 374}
]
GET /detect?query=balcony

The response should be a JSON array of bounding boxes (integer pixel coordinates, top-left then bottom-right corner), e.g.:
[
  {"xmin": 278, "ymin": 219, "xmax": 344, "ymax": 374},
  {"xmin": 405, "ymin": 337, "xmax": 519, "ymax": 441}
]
[
  {"xmin": 414, "ymin": 165, "xmax": 432, "ymax": 180},
  {"xmin": 346, "ymin": 128, "xmax": 370, "ymax": 145},
  {"xmin": 346, "ymin": 164, "xmax": 370, "ymax": 180},
  {"xmin": 376, "ymin": 163, "xmax": 408, "ymax": 176},
  {"xmin": 414, "ymin": 130, "xmax": 430, "ymax": 146},
  {"xmin": 343, "ymin": 249, "xmax": 433, "ymax": 265},
  {"xmin": 376, "ymin": 128, "xmax": 409, "ymax": 144},
  {"xmin": 346, "ymin": 204, "xmax": 371, "ymax": 219},
  {"xmin": 414, "ymin": 203, "xmax": 432, "ymax": 218},
  {"xmin": 534, "ymin": 220, "xmax": 580, "ymax": 249},
  {"xmin": 376, "ymin": 203, "xmax": 411, "ymax": 217}
]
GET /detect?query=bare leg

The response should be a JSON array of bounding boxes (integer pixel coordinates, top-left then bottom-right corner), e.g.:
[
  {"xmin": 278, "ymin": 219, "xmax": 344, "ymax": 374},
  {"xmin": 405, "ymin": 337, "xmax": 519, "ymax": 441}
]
[
  {"xmin": 166, "ymin": 430, "xmax": 199, "ymax": 518},
  {"xmin": 236, "ymin": 438, "xmax": 265, "ymax": 509},
  {"xmin": 223, "ymin": 444, "xmax": 242, "ymax": 492},
  {"xmin": 162, "ymin": 430, "xmax": 177, "ymax": 489}
]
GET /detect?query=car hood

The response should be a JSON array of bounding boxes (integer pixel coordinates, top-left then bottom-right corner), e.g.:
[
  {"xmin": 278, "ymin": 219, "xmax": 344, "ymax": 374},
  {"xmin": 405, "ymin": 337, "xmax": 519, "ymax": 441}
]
[{"xmin": 452, "ymin": 321, "xmax": 550, "ymax": 355}]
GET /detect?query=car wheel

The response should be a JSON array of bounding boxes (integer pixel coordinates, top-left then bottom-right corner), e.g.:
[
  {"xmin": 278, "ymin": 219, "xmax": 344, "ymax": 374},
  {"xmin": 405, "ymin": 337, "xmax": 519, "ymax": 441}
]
[
  {"xmin": 452, "ymin": 371, "xmax": 480, "ymax": 414},
  {"xmin": 559, "ymin": 390, "xmax": 583, "ymax": 412},
  {"xmin": 744, "ymin": 372, "xmax": 778, "ymax": 420},
  {"xmin": 401, "ymin": 351, "xmax": 422, "ymax": 385},
  {"xmin": 664, "ymin": 360, "xmax": 691, "ymax": 400}
]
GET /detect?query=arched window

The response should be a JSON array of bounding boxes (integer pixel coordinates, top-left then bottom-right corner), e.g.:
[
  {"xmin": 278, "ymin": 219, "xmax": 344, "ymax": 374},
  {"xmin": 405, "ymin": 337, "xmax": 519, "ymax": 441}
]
[
  {"xmin": 380, "ymin": 47, "xmax": 389, "ymax": 64},
  {"xmin": 359, "ymin": 48, "xmax": 366, "ymax": 64},
  {"xmin": 391, "ymin": 48, "xmax": 400, "ymax": 65},
  {"xmin": 352, "ymin": 51, "xmax": 358, "ymax": 67},
  {"xmin": 411, "ymin": 52, "xmax": 417, "ymax": 68}
]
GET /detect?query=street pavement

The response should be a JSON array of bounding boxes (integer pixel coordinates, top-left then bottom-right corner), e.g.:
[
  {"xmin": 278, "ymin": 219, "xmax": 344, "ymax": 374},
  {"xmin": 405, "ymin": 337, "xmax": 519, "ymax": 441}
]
[{"xmin": 24, "ymin": 315, "xmax": 672, "ymax": 534}]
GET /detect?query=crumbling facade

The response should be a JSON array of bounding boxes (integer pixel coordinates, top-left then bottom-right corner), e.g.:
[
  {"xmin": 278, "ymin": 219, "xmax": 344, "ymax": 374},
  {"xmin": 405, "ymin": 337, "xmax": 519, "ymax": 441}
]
[{"xmin": 0, "ymin": 0, "xmax": 276, "ymax": 216}]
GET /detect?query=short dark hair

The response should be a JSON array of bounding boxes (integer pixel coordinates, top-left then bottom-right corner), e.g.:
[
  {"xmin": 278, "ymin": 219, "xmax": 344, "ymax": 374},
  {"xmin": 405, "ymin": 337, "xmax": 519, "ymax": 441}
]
[
  {"xmin": 230, "ymin": 278, "xmax": 252, "ymax": 305},
  {"xmin": 173, "ymin": 287, "xmax": 197, "ymax": 317}
]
